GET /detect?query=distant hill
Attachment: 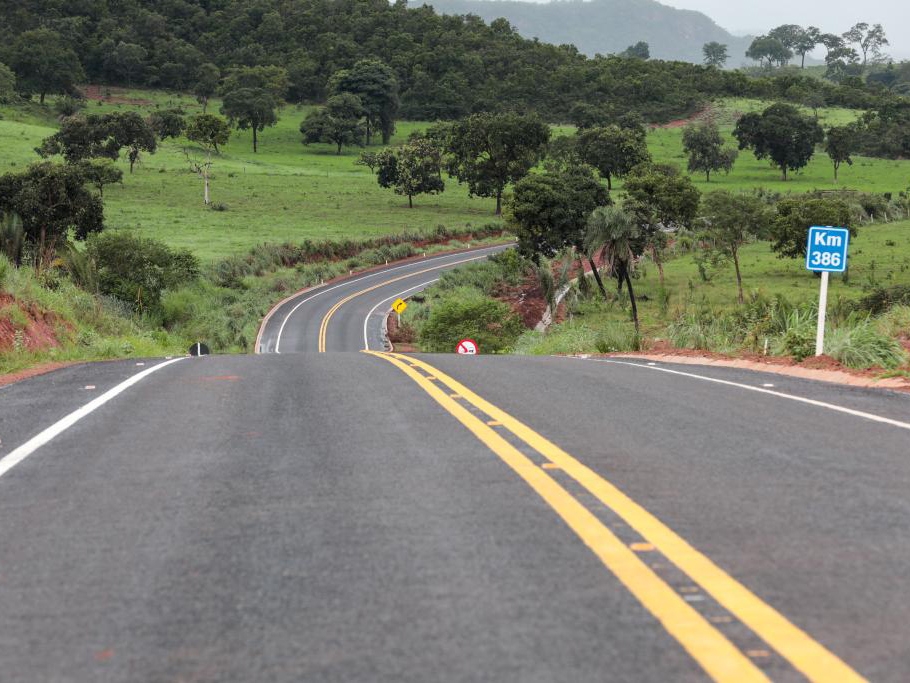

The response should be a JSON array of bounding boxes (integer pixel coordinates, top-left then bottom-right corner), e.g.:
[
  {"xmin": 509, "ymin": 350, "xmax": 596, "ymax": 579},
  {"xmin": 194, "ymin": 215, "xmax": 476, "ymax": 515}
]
[{"xmin": 410, "ymin": 0, "xmax": 753, "ymax": 65}]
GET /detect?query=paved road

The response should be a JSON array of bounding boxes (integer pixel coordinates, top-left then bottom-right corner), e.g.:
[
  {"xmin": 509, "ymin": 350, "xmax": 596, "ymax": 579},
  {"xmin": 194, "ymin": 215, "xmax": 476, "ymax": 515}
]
[
  {"xmin": 256, "ymin": 244, "xmax": 510, "ymax": 354},
  {"xmin": 2, "ymin": 253, "xmax": 910, "ymax": 682}
]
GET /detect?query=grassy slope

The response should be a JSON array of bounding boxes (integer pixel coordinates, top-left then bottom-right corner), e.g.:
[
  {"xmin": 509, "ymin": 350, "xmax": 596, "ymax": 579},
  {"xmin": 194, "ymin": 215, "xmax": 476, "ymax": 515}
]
[{"xmin": 2, "ymin": 89, "xmax": 499, "ymax": 261}]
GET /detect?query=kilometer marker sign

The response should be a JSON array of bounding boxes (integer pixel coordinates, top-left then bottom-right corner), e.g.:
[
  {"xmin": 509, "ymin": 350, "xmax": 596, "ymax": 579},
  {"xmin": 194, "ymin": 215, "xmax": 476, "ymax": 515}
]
[
  {"xmin": 806, "ymin": 226, "xmax": 850, "ymax": 357},
  {"xmin": 456, "ymin": 338, "xmax": 478, "ymax": 355}
]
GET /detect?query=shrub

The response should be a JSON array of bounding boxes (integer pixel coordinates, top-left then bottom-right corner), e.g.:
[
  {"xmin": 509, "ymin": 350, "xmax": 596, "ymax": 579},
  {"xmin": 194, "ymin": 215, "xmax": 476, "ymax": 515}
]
[
  {"xmin": 418, "ymin": 287, "xmax": 523, "ymax": 353},
  {"xmin": 0, "ymin": 253, "xmax": 9, "ymax": 290},
  {"xmin": 826, "ymin": 319, "xmax": 907, "ymax": 369},
  {"xmin": 86, "ymin": 232, "xmax": 200, "ymax": 313}
]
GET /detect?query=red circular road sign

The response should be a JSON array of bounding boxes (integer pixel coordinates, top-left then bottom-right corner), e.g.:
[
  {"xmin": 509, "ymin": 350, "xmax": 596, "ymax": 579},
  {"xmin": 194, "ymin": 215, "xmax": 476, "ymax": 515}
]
[{"xmin": 456, "ymin": 338, "xmax": 479, "ymax": 355}]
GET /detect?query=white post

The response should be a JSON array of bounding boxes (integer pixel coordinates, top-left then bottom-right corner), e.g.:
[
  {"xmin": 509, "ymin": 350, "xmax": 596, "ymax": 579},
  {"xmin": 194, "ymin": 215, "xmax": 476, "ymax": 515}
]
[{"xmin": 815, "ymin": 271, "xmax": 829, "ymax": 356}]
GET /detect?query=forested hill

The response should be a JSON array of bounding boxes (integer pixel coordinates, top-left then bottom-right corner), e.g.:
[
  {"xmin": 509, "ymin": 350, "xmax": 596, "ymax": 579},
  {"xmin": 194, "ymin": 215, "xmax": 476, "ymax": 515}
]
[{"xmin": 412, "ymin": 0, "xmax": 753, "ymax": 64}]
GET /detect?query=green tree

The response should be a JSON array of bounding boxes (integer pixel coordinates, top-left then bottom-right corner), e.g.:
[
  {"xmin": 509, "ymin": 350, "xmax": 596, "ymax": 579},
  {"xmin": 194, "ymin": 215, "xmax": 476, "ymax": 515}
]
[
  {"xmin": 699, "ymin": 191, "xmax": 772, "ymax": 303},
  {"xmin": 103, "ymin": 42, "xmax": 147, "ymax": 87},
  {"xmin": 10, "ymin": 29, "xmax": 84, "ymax": 104},
  {"xmin": 624, "ymin": 163, "xmax": 701, "ymax": 284},
  {"xmin": 0, "ymin": 63, "xmax": 16, "ymax": 103},
  {"xmin": 446, "ymin": 112, "xmax": 551, "ymax": 215},
  {"xmin": 843, "ymin": 23, "xmax": 889, "ymax": 70},
  {"xmin": 103, "ymin": 112, "xmax": 157, "ymax": 173},
  {"xmin": 621, "ymin": 42, "xmax": 650, "ymax": 59},
  {"xmin": 733, "ymin": 103, "xmax": 823, "ymax": 180},
  {"xmin": 194, "ymin": 63, "xmax": 221, "ymax": 113},
  {"xmin": 77, "ymin": 159, "xmax": 122, "ymax": 197},
  {"xmin": 221, "ymin": 66, "xmax": 289, "ymax": 101},
  {"xmin": 185, "ymin": 114, "xmax": 232, "ymax": 204},
  {"xmin": 508, "ymin": 165, "xmax": 609, "ymax": 294},
  {"xmin": 300, "ymin": 93, "xmax": 365, "ymax": 155},
  {"xmin": 149, "ymin": 109, "xmax": 186, "ymax": 141},
  {"xmin": 329, "ymin": 59, "xmax": 400, "ymax": 145},
  {"xmin": 681, "ymin": 120, "xmax": 738, "ymax": 182},
  {"xmin": 375, "ymin": 137, "xmax": 444, "ymax": 208},
  {"xmin": 0, "ymin": 162, "xmax": 103, "ymax": 268},
  {"xmin": 770, "ymin": 197, "xmax": 853, "ymax": 259},
  {"xmin": 825, "ymin": 125, "xmax": 857, "ymax": 182},
  {"xmin": 221, "ymin": 88, "xmax": 278, "ymax": 153},
  {"xmin": 702, "ymin": 42, "xmax": 728, "ymax": 68},
  {"xmin": 576, "ymin": 125, "xmax": 650, "ymax": 190},
  {"xmin": 793, "ymin": 26, "xmax": 821, "ymax": 68},
  {"xmin": 585, "ymin": 206, "xmax": 640, "ymax": 330},
  {"xmin": 38, "ymin": 112, "xmax": 156, "ymax": 173},
  {"xmin": 746, "ymin": 36, "xmax": 792, "ymax": 69}
]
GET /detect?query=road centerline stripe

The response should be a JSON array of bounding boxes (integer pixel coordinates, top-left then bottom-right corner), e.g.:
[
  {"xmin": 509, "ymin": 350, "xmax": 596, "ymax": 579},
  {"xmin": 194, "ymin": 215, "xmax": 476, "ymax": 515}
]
[
  {"xmin": 0, "ymin": 357, "xmax": 186, "ymax": 481},
  {"xmin": 367, "ymin": 351, "xmax": 773, "ymax": 682},
  {"xmin": 381, "ymin": 352, "xmax": 865, "ymax": 683}
]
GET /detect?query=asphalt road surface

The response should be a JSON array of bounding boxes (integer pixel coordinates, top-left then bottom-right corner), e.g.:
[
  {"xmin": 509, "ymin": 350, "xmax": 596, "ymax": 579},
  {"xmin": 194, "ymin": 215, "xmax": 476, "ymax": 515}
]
[{"xmin": 2, "ymin": 252, "xmax": 910, "ymax": 682}]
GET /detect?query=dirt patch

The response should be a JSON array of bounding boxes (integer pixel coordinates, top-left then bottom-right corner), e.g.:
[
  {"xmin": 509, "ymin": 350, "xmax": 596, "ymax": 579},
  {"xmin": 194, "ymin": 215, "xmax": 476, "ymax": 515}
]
[
  {"xmin": 0, "ymin": 362, "xmax": 80, "ymax": 388},
  {"xmin": 81, "ymin": 84, "xmax": 154, "ymax": 106},
  {"xmin": 0, "ymin": 294, "xmax": 68, "ymax": 353},
  {"xmin": 652, "ymin": 105, "xmax": 715, "ymax": 129},
  {"xmin": 495, "ymin": 274, "xmax": 548, "ymax": 328}
]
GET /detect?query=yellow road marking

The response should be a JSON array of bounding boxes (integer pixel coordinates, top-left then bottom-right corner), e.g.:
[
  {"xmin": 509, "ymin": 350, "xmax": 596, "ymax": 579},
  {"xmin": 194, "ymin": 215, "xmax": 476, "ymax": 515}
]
[
  {"xmin": 317, "ymin": 254, "xmax": 494, "ymax": 352},
  {"xmin": 367, "ymin": 350, "xmax": 767, "ymax": 682},
  {"xmin": 630, "ymin": 542, "xmax": 656, "ymax": 552},
  {"xmin": 541, "ymin": 462, "xmax": 561, "ymax": 470},
  {"xmin": 381, "ymin": 352, "xmax": 865, "ymax": 683}
]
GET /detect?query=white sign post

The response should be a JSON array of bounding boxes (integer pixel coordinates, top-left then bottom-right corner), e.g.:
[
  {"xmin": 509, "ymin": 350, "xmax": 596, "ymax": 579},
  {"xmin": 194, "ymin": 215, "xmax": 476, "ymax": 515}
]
[{"xmin": 805, "ymin": 226, "xmax": 850, "ymax": 357}]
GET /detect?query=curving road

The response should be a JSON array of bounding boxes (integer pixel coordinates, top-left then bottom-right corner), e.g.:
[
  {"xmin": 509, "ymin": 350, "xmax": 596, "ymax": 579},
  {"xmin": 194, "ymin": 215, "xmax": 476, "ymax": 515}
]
[{"xmin": 1, "ymin": 250, "xmax": 910, "ymax": 682}]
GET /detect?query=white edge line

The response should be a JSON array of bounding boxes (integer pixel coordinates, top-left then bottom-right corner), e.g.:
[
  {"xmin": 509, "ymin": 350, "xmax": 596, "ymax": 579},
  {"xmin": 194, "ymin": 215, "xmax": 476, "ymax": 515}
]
[
  {"xmin": 363, "ymin": 278, "xmax": 439, "ymax": 350},
  {"xmin": 0, "ymin": 357, "xmax": 187, "ymax": 481},
  {"xmin": 584, "ymin": 357, "xmax": 910, "ymax": 432},
  {"xmin": 271, "ymin": 245, "xmax": 506, "ymax": 354}
]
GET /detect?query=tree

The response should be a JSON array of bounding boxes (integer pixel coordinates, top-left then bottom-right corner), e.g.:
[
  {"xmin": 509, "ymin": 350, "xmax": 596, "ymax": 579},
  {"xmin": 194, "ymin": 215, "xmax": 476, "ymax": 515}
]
[
  {"xmin": 103, "ymin": 42, "xmax": 147, "ymax": 87},
  {"xmin": 445, "ymin": 112, "xmax": 551, "ymax": 215},
  {"xmin": 682, "ymin": 121, "xmax": 738, "ymax": 182},
  {"xmin": 824, "ymin": 44, "xmax": 862, "ymax": 82},
  {"xmin": 221, "ymin": 88, "xmax": 278, "ymax": 153},
  {"xmin": 585, "ymin": 206, "xmax": 640, "ymax": 331},
  {"xmin": 300, "ymin": 93, "xmax": 365, "ymax": 155},
  {"xmin": 374, "ymin": 137, "xmax": 445, "ymax": 208},
  {"xmin": 624, "ymin": 163, "xmax": 700, "ymax": 284},
  {"xmin": 793, "ymin": 26, "xmax": 821, "ymax": 69},
  {"xmin": 843, "ymin": 23, "xmax": 889, "ymax": 70},
  {"xmin": 746, "ymin": 36, "xmax": 792, "ymax": 69},
  {"xmin": 576, "ymin": 125, "xmax": 650, "ymax": 190},
  {"xmin": 194, "ymin": 63, "xmax": 221, "ymax": 113},
  {"xmin": 508, "ymin": 165, "xmax": 609, "ymax": 294},
  {"xmin": 770, "ymin": 197, "xmax": 853, "ymax": 259},
  {"xmin": 221, "ymin": 66, "xmax": 289, "ymax": 102},
  {"xmin": 329, "ymin": 60, "xmax": 399, "ymax": 145},
  {"xmin": 621, "ymin": 42, "xmax": 650, "ymax": 60},
  {"xmin": 825, "ymin": 125, "xmax": 857, "ymax": 182},
  {"xmin": 37, "ymin": 112, "xmax": 157, "ymax": 173},
  {"xmin": 185, "ymin": 114, "xmax": 232, "ymax": 204},
  {"xmin": 0, "ymin": 163, "xmax": 103, "ymax": 268},
  {"xmin": 149, "ymin": 109, "xmax": 186, "ymax": 141},
  {"xmin": 0, "ymin": 63, "xmax": 16, "ymax": 103},
  {"xmin": 103, "ymin": 112, "xmax": 157, "ymax": 174},
  {"xmin": 702, "ymin": 42, "xmax": 728, "ymax": 68},
  {"xmin": 77, "ymin": 159, "xmax": 122, "ymax": 197},
  {"xmin": 10, "ymin": 29, "xmax": 84, "ymax": 104},
  {"xmin": 699, "ymin": 191, "xmax": 772, "ymax": 303},
  {"xmin": 733, "ymin": 103, "xmax": 823, "ymax": 181}
]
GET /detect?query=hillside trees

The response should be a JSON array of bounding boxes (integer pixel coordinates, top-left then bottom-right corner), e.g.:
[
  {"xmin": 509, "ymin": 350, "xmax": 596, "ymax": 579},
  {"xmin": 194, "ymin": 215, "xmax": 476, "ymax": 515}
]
[
  {"xmin": 0, "ymin": 163, "xmax": 103, "ymax": 268},
  {"xmin": 328, "ymin": 60, "xmax": 400, "ymax": 145},
  {"xmin": 444, "ymin": 112, "xmax": 551, "ymax": 215},
  {"xmin": 702, "ymin": 42, "xmax": 728, "ymax": 68},
  {"xmin": 0, "ymin": 63, "xmax": 15, "ymax": 103},
  {"xmin": 102, "ymin": 41, "xmax": 148, "ymax": 87},
  {"xmin": 733, "ymin": 103, "xmax": 823, "ymax": 180},
  {"xmin": 221, "ymin": 88, "xmax": 278, "ymax": 153},
  {"xmin": 9, "ymin": 29, "xmax": 84, "ymax": 104},
  {"xmin": 300, "ymin": 93, "xmax": 365, "ymax": 155},
  {"xmin": 575, "ymin": 125, "xmax": 650, "ymax": 190},
  {"xmin": 149, "ymin": 109, "xmax": 186, "ymax": 141},
  {"xmin": 194, "ymin": 63, "xmax": 221, "ymax": 113},
  {"xmin": 843, "ymin": 23, "xmax": 889, "ymax": 70},
  {"xmin": 681, "ymin": 120, "xmax": 737, "ymax": 182}
]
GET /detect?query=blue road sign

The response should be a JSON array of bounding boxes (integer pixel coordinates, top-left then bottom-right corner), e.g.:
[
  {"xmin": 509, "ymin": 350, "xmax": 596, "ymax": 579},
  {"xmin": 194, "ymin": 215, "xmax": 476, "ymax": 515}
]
[{"xmin": 806, "ymin": 226, "xmax": 850, "ymax": 273}]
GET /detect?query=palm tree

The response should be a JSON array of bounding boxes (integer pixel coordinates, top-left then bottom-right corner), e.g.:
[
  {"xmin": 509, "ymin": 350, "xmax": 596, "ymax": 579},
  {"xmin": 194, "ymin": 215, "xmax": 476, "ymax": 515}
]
[{"xmin": 585, "ymin": 206, "xmax": 641, "ymax": 333}]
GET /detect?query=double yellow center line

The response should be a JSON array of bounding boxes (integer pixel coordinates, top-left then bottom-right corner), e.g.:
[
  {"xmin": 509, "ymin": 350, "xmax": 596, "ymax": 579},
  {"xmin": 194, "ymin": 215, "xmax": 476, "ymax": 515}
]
[{"xmin": 367, "ymin": 351, "xmax": 866, "ymax": 683}]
